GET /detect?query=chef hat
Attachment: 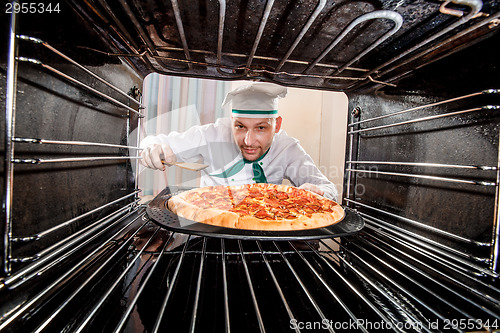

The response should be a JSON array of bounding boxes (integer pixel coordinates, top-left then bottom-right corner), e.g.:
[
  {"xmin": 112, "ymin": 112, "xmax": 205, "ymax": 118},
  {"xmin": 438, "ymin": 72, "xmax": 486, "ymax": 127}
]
[{"xmin": 222, "ymin": 82, "xmax": 288, "ymax": 118}]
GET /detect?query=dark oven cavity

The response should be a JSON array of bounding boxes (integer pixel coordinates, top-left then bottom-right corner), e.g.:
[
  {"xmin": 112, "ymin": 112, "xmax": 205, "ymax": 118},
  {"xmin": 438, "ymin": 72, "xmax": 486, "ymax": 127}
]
[{"xmin": 1, "ymin": 1, "xmax": 500, "ymax": 332}]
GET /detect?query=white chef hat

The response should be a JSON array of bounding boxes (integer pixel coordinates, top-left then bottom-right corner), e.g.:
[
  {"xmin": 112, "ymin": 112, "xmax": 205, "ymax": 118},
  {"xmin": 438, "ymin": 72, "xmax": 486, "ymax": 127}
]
[{"xmin": 222, "ymin": 82, "xmax": 288, "ymax": 118}]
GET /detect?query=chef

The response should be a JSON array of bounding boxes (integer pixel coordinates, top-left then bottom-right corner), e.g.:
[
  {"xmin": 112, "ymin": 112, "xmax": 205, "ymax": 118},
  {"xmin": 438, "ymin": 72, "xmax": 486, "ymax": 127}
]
[{"xmin": 140, "ymin": 82, "xmax": 338, "ymax": 201}]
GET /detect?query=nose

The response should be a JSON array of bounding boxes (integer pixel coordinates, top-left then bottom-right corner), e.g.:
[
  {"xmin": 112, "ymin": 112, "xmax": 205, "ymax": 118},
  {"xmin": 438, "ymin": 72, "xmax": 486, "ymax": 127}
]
[{"xmin": 244, "ymin": 130, "xmax": 254, "ymax": 146}]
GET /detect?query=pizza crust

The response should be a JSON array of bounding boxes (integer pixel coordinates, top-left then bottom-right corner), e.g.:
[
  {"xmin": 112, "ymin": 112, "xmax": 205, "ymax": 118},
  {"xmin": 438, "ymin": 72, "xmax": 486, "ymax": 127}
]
[{"xmin": 167, "ymin": 184, "xmax": 344, "ymax": 231}]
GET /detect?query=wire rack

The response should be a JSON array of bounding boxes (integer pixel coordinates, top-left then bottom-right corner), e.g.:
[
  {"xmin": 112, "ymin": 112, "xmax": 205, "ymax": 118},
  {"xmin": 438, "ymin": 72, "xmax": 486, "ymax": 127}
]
[
  {"xmin": 2, "ymin": 211, "xmax": 499, "ymax": 332},
  {"xmin": 3, "ymin": 9, "xmax": 143, "ymax": 276}
]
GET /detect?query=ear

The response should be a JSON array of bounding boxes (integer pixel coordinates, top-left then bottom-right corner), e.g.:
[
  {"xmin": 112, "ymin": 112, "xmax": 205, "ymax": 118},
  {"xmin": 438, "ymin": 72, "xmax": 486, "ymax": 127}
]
[{"xmin": 275, "ymin": 116, "xmax": 282, "ymax": 133}]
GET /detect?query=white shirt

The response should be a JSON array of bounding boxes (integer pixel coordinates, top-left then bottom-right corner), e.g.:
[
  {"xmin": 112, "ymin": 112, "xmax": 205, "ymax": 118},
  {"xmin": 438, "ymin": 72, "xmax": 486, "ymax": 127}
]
[{"xmin": 140, "ymin": 118, "xmax": 338, "ymax": 201}]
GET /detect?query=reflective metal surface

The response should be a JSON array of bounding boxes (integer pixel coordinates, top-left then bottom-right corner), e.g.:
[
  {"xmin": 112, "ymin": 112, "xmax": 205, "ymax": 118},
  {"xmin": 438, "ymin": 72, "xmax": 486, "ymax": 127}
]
[{"xmin": 1, "ymin": 0, "xmax": 500, "ymax": 331}]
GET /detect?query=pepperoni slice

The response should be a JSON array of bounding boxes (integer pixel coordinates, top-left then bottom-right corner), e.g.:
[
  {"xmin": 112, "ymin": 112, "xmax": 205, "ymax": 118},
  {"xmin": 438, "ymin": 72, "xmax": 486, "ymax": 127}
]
[
  {"xmin": 302, "ymin": 207, "xmax": 316, "ymax": 214},
  {"xmin": 248, "ymin": 192, "xmax": 262, "ymax": 199},
  {"xmin": 254, "ymin": 209, "xmax": 273, "ymax": 220},
  {"xmin": 230, "ymin": 209, "xmax": 248, "ymax": 216},
  {"xmin": 263, "ymin": 198, "xmax": 280, "ymax": 207},
  {"xmin": 275, "ymin": 191, "xmax": 289, "ymax": 200},
  {"xmin": 307, "ymin": 204, "xmax": 321, "ymax": 212},
  {"xmin": 201, "ymin": 192, "xmax": 216, "ymax": 200},
  {"xmin": 292, "ymin": 198, "xmax": 310, "ymax": 206}
]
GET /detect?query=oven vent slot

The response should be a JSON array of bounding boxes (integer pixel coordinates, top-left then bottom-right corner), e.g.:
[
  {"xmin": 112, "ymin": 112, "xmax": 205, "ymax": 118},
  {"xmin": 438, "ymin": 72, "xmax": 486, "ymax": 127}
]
[{"xmin": 3, "ymin": 27, "xmax": 142, "ymax": 277}]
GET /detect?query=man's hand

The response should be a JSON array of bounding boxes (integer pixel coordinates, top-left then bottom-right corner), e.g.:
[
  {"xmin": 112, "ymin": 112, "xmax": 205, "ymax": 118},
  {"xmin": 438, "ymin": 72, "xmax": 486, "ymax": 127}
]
[
  {"xmin": 140, "ymin": 143, "xmax": 176, "ymax": 170},
  {"xmin": 298, "ymin": 183, "xmax": 324, "ymax": 196}
]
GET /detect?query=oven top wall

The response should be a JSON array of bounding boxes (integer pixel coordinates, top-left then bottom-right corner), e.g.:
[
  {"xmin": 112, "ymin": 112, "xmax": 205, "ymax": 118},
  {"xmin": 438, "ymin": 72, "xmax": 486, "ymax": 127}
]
[
  {"xmin": 2, "ymin": 1, "xmax": 498, "ymax": 94},
  {"xmin": 9, "ymin": 0, "xmax": 494, "ymax": 94}
]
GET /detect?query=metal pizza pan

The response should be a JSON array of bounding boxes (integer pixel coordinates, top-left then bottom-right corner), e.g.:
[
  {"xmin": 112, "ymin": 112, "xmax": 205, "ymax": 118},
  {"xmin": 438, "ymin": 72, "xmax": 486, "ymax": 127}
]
[{"xmin": 146, "ymin": 186, "xmax": 364, "ymax": 240}]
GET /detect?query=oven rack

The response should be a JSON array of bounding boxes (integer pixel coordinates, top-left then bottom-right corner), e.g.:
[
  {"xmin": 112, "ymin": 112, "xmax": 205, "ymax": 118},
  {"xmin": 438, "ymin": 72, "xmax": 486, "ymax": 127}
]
[
  {"xmin": 0, "ymin": 207, "xmax": 147, "ymax": 331},
  {"xmin": 16, "ymin": 56, "xmax": 142, "ymax": 116},
  {"xmin": 346, "ymin": 199, "xmax": 490, "ymax": 247},
  {"xmin": 344, "ymin": 89, "xmax": 500, "ymax": 192},
  {"xmin": 1, "ymin": 197, "xmax": 142, "ymax": 289},
  {"xmin": 358, "ymin": 210, "xmax": 496, "ymax": 277},
  {"xmin": 72, "ymin": 0, "xmax": 496, "ymax": 91},
  {"xmin": 3, "ymin": 25, "xmax": 143, "ymax": 275},
  {"xmin": 16, "ymin": 35, "xmax": 143, "ymax": 108},
  {"xmin": 339, "ymin": 233, "xmax": 500, "ymax": 322},
  {"xmin": 349, "ymin": 89, "xmax": 500, "ymax": 128},
  {"xmin": 11, "ymin": 138, "xmax": 143, "ymax": 164},
  {"xmin": 345, "ymin": 167, "xmax": 496, "ymax": 187},
  {"xmin": 348, "ymin": 105, "xmax": 500, "ymax": 135},
  {"xmin": 345, "ymin": 89, "xmax": 500, "ymax": 274},
  {"xmin": 2, "ymin": 209, "xmax": 499, "ymax": 332},
  {"xmin": 363, "ymin": 223, "xmax": 500, "ymax": 298},
  {"xmin": 361, "ymin": 220, "xmax": 500, "ymax": 296},
  {"xmin": 10, "ymin": 191, "xmax": 140, "ymax": 244}
]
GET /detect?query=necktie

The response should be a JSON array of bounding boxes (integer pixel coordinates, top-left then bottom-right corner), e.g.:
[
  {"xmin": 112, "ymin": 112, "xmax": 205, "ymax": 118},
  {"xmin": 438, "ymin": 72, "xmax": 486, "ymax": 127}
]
[
  {"xmin": 243, "ymin": 148, "xmax": 269, "ymax": 183},
  {"xmin": 210, "ymin": 149, "xmax": 269, "ymax": 183},
  {"xmin": 245, "ymin": 158, "xmax": 267, "ymax": 183}
]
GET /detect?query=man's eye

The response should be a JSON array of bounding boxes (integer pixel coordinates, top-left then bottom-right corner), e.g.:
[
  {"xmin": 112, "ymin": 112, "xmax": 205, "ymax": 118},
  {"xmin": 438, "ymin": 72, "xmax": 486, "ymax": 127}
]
[{"xmin": 258, "ymin": 126, "xmax": 266, "ymax": 130}]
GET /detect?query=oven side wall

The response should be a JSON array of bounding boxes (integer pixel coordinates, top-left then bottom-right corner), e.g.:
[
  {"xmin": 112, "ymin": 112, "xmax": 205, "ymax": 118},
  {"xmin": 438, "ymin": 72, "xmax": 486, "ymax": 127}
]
[
  {"xmin": 0, "ymin": 7, "xmax": 144, "ymax": 275},
  {"xmin": 344, "ymin": 32, "xmax": 500, "ymax": 270}
]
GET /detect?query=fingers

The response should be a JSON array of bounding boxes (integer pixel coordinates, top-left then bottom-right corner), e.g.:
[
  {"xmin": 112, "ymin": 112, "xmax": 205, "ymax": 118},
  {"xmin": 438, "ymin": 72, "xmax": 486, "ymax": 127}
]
[
  {"xmin": 140, "ymin": 146, "xmax": 161, "ymax": 170},
  {"xmin": 152, "ymin": 144, "xmax": 168, "ymax": 169},
  {"xmin": 140, "ymin": 144, "xmax": 175, "ymax": 170},
  {"xmin": 140, "ymin": 147, "xmax": 150, "ymax": 167},
  {"xmin": 298, "ymin": 183, "xmax": 324, "ymax": 196},
  {"xmin": 159, "ymin": 144, "xmax": 176, "ymax": 165}
]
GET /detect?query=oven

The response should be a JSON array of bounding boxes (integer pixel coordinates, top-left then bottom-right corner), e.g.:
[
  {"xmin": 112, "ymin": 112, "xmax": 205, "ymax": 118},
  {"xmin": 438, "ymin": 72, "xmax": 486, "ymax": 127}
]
[{"xmin": 1, "ymin": 0, "xmax": 499, "ymax": 332}]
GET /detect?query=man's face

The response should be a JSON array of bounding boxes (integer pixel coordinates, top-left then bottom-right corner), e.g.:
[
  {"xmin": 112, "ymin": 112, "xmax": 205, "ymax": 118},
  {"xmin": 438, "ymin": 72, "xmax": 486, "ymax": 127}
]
[{"xmin": 232, "ymin": 116, "xmax": 282, "ymax": 161}]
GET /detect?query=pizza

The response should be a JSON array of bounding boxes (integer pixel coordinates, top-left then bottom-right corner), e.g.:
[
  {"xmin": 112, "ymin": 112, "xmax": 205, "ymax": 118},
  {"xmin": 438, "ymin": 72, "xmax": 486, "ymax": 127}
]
[{"xmin": 167, "ymin": 183, "xmax": 344, "ymax": 231}]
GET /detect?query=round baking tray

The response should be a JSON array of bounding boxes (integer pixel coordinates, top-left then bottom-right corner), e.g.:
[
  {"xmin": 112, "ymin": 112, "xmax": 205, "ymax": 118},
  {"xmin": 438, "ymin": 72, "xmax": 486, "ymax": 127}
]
[{"xmin": 146, "ymin": 187, "xmax": 364, "ymax": 240}]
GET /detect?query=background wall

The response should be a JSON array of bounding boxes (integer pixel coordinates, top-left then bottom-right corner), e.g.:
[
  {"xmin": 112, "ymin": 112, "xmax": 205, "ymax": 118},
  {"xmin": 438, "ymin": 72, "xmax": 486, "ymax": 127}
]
[
  {"xmin": 137, "ymin": 75, "xmax": 230, "ymax": 195},
  {"xmin": 138, "ymin": 75, "xmax": 348, "ymax": 200}
]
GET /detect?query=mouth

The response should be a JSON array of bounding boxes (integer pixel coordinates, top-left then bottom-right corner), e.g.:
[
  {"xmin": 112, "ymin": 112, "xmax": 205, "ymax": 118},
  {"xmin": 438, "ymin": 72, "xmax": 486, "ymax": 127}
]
[{"xmin": 242, "ymin": 147, "xmax": 258, "ymax": 154}]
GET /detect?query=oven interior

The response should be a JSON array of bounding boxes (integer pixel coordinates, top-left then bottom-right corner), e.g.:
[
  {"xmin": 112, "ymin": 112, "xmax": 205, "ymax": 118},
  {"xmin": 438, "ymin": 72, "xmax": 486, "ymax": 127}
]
[{"xmin": 1, "ymin": 0, "xmax": 500, "ymax": 332}]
